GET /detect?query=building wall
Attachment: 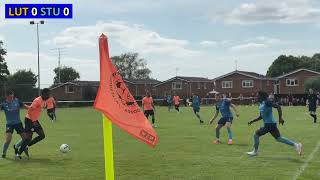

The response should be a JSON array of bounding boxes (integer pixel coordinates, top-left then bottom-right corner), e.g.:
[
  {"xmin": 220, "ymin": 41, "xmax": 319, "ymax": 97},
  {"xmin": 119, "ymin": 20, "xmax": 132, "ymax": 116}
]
[
  {"xmin": 278, "ymin": 70, "xmax": 320, "ymax": 94},
  {"xmin": 50, "ymin": 85, "xmax": 83, "ymax": 101},
  {"xmin": 214, "ymin": 74, "xmax": 274, "ymax": 97}
]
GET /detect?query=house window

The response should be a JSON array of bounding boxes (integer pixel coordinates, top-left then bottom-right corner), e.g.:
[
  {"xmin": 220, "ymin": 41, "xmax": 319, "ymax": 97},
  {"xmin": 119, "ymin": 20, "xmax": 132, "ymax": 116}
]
[
  {"xmin": 65, "ymin": 85, "xmax": 75, "ymax": 94},
  {"xmin": 204, "ymin": 83, "xmax": 207, "ymax": 89},
  {"xmin": 242, "ymin": 80, "xmax": 253, "ymax": 88},
  {"xmin": 172, "ymin": 82, "xmax": 182, "ymax": 90},
  {"xmin": 222, "ymin": 81, "xmax": 233, "ymax": 88},
  {"xmin": 197, "ymin": 82, "xmax": 201, "ymax": 89},
  {"xmin": 286, "ymin": 79, "xmax": 298, "ymax": 86}
]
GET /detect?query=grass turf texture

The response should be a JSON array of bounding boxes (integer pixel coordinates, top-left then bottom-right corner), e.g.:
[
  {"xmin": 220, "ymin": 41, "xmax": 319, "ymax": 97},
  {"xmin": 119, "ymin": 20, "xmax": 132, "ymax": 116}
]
[{"xmin": 1, "ymin": 106, "xmax": 320, "ymax": 180}]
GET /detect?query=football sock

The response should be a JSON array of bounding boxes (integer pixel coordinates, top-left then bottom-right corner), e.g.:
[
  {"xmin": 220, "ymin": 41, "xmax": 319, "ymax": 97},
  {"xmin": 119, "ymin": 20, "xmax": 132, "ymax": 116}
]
[
  {"xmin": 2, "ymin": 143, "xmax": 9, "ymax": 155},
  {"xmin": 227, "ymin": 127, "xmax": 233, "ymax": 139},
  {"xmin": 276, "ymin": 136, "xmax": 295, "ymax": 146},
  {"xmin": 254, "ymin": 134, "xmax": 260, "ymax": 152}
]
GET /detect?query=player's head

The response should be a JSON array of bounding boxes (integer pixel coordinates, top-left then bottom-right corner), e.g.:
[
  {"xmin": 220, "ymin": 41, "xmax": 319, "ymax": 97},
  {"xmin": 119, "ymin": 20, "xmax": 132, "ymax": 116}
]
[
  {"xmin": 146, "ymin": 91, "xmax": 151, "ymax": 97},
  {"xmin": 6, "ymin": 90, "xmax": 14, "ymax": 101},
  {"xmin": 41, "ymin": 88, "xmax": 51, "ymax": 100},
  {"xmin": 257, "ymin": 91, "xmax": 268, "ymax": 102},
  {"xmin": 309, "ymin": 88, "xmax": 314, "ymax": 94},
  {"xmin": 215, "ymin": 93, "xmax": 222, "ymax": 101}
]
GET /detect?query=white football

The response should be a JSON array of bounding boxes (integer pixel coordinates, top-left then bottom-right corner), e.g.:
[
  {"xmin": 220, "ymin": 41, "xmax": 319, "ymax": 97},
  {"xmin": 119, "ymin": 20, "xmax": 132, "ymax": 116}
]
[{"xmin": 60, "ymin": 144, "xmax": 70, "ymax": 153}]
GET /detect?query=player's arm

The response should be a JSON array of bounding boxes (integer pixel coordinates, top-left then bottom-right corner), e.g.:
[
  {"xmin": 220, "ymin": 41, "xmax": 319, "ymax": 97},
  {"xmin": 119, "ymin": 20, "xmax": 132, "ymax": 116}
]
[
  {"xmin": 248, "ymin": 115, "xmax": 262, "ymax": 125},
  {"xmin": 18, "ymin": 100, "xmax": 30, "ymax": 109},
  {"xmin": 272, "ymin": 103, "xmax": 284, "ymax": 125},
  {"xmin": 141, "ymin": 99, "xmax": 145, "ymax": 111},
  {"xmin": 209, "ymin": 106, "xmax": 219, "ymax": 124},
  {"xmin": 231, "ymin": 103, "xmax": 240, "ymax": 117}
]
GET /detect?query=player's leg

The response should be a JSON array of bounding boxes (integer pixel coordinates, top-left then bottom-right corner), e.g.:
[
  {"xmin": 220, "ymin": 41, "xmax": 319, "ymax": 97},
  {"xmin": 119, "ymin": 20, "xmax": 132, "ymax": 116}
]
[
  {"xmin": 310, "ymin": 110, "xmax": 317, "ymax": 123},
  {"xmin": 226, "ymin": 119, "xmax": 233, "ymax": 145},
  {"xmin": 2, "ymin": 128, "xmax": 13, "ymax": 158},
  {"xmin": 194, "ymin": 109, "xmax": 203, "ymax": 123},
  {"xmin": 247, "ymin": 126, "xmax": 268, "ymax": 156},
  {"xmin": 151, "ymin": 111, "xmax": 156, "ymax": 127},
  {"xmin": 175, "ymin": 105, "xmax": 180, "ymax": 112},
  {"xmin": 271, "ymin": 126, "xmax": 303, "ymax": 155},
  {"xmin": 28, "ymin": 121, "xmax": 46, "ymax": 147},
  {"xmin": 17, "ymin": 119, "xmax": 33, "ymax": 158},
  {"xmin": 53, "ymin": 108, "xmax": 57, "ymax": 121},
  {"xmin": 214, "ymin": 121, "xmax": 224, "ymax": 144}
]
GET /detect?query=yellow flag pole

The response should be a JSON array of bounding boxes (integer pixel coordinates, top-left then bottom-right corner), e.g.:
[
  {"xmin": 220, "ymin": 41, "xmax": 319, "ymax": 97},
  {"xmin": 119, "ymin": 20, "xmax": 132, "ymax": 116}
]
[{"xmin": 102, "ymin": 114, "xmax": 115, "ymax": 180}]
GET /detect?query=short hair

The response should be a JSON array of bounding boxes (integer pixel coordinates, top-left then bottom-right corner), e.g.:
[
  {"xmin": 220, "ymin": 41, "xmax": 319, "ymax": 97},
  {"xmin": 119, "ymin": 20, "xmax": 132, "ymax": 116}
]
[
  {"xmin": 6, "ymin": 90, "xmax": 14, "ymax": 95},
  {"xmin": 41, "ymin": 88, "xmax": 50, "ymax": 95},
  {"xmin": 258, "ymin": 91, "xmax": 268, "ymax": 101}
]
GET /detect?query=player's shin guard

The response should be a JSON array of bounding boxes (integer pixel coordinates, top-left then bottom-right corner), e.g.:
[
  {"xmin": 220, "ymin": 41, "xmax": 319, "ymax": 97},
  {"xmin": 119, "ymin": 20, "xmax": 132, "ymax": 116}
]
[
  {"xmin": 15, "ymin": 139, "xmax": 23, "ymax": 148},
  {"xmin": 18, "ymin": 139, "xmax": 31, "ymax": 155},
  {"xmin": 2, "ymin": 143, "xmax": 9, "ymax": 155},
  {"xmin": 276, "ymin": 136, "xmax": 295, "ymax": 146},
  {"xmin": 216, "ymin": 127, "xmax": 220, "ymax": 139},
  {"xmin": 28, "ymin": 134, "xmax": 45, "ymax": 147},
  {"xmin": 227, "ymin": 128, "xmax": 233, "ymax": 140},
  {"xmin": 253, "ymin": 134, "xmax": 260, "ymax": 152}
]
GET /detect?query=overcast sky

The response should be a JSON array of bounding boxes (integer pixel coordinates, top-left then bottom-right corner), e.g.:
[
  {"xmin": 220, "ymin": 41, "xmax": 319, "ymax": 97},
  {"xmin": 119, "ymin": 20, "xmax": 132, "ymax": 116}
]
[{"xmin": 0, "ymin": 0, "xmax": 320, "ymax": 87}]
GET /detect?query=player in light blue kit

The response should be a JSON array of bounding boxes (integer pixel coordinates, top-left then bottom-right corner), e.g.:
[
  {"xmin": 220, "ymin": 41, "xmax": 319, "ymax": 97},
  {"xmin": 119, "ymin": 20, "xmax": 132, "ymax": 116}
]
[
  {"xmin": 247, "ymin": 91, "xmax": 303, "ymax": 156},
  {"xmin": 0, "ymin": 91, "xmax": 29, "ymax": 158},
  {"xmin": 191, "ymin": 93, "xmax": 204, "ymax": 124},
  {"xmin": 210, "ymin": 94, "xmax": 239, "ymax": 145}
]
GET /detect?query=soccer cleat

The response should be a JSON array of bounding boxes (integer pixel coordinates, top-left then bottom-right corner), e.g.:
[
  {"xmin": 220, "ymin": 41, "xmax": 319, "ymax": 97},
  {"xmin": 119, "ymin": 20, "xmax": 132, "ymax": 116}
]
[
  {"xmin": 247, "ymin": 150, "xmax": 258, "ymax": 156},
  {"xmin": 213, "ymin": 140, "xmax": 221, "ymax": 144},
  {"xmin": 200, "ymin": 120, "xmax": 204, "ymax": 124},
  {"xmin": 15, "ymin": 154, "xmax": 22, "ymax": 160},
  {"xmin": 152, "ymin": 124, "xmax": 158, "ymax": 128},
  {"xmin": 295, "ymin": 143, "xmax": 303, "ymax": 156},
  {"xmin": 2, "ymin": 154, "xmax": 6, "ymax": 158},
  {"xmin": 24, "ymin": 146, "xmax": 30, "ymax": 159},
  {"xmin": 13, "ymin": 145, "xmax": 18, "ymax": 155},
  {"xmin": 228, "ymin": 139, "xmax": 233, "ymax": 145}
]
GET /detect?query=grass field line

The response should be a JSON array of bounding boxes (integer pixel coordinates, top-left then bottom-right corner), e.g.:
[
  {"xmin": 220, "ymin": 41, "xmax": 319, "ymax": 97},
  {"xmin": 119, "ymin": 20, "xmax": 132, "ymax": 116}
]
[{"xmin": 292, "ymin": 141, "xmax": 320, "ymax": 180}]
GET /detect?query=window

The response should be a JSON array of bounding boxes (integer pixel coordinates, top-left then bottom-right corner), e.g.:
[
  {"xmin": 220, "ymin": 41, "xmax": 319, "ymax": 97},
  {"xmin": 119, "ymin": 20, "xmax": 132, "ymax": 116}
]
[
  {"xmin": 286, "ymin": 79, "xmax": 298, "ymax": 86},
  {"xmin": 197, "ymin": 82, "xmax": 201, "ymax": 89},
  {"xmin": 172, "ymin": 82, "xmax": 182, "ymax": 90},
  {"xmin": 242, "ymin": 80, "xmax": 253, "ymax": 88},
  {"xmin": 222, "ymin": 81, "xmax": 232, "ymax": 88},
  {"xmin": 203, "ymin": 83, "xmax": 207, "ymax": 89},
  {"xmin": 65, "ymin": 85, "xmax": 75, "ymax": 93}
]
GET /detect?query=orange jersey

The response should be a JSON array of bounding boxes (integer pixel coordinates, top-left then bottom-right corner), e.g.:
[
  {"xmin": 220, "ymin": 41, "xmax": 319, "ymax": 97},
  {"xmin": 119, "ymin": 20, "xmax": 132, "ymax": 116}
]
[
  {"xmin": 142, "ymin": 97, "xmax": 154, "ymax": 111},
  {"xmin": 26, "ymin": 96, "xmax": 46, "ymax": 122},
  {"xmin": 173, "ymin": 96, "xmax": 180, "ymax": 105},
  {"xmin": 47, "ymin": 97, "xmax": 55, "ymax": 109}
]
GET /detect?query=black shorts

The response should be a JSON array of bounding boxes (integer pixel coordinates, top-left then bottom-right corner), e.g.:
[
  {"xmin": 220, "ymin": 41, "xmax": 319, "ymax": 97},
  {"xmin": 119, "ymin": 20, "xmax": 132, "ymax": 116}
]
[
  {"xmin": 24, "ymin": 118, "xmax": 44, "ymax": 133},
  {"xmin": 175, "ymin": 104, "xmax": 180, "ymax": 108},
  {"xmin": 144, "ymin": 110, "xmax": 154, "ymax": 117},
  {"xmin": 47, "ymin": 108, "xmax": 55, "ymax": 114},
  {"xmin": 309, "ymin": 105, "xmax": 317, "ymax": 112},
  {"xmin": 6, "ymin": 123, "xmax": 24, "ymax": 134},
  {"xmin": 256, "ymin": 123, "xmax": 280, "ymax": 139},
  {"xmin": 217, "ymin": 117, "xmax": 233, "ymax": 125},
  {"xmin": 193, "ymin": 108, "xmax": 200, "ymax": 114}
]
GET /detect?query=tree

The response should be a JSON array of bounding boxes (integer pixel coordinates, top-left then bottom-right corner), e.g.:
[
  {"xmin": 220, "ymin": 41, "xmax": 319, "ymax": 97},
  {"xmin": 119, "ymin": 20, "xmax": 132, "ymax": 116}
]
[
  {"xmin": 53, "ymin": 66, "xmax": 80, "ymax": 84},
  {"xmin": 111, "ymin": 53, "xmax": 151, "ymax": 79},
  {"xmin": 0, "ymin": 41, "xmax": 10, "ymax": 97},
  {"xmin": 7, "ymin": 69, "xmax": 37, "ymax": 101},
  {"xmin": 305, "ymin": 77, "xmax": 320, "ymax": 92}
]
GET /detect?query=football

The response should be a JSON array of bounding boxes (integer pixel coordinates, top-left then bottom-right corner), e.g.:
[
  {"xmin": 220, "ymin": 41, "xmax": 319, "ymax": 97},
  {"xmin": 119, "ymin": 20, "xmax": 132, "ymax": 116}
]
[{"xmin": 60, "ymin": 144, "xmax": 70, "ymax": 153}]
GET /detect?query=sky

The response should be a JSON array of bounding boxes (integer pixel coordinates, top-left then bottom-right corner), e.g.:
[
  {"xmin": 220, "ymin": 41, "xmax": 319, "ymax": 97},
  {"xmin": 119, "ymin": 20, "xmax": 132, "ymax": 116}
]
[{"xmin": 0, "ymin": 0, "xmax": 320, "ymax": 87}]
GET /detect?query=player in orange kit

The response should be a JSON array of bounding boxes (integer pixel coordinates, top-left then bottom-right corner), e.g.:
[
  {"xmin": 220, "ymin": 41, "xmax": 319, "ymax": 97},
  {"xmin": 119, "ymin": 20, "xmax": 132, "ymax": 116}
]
[
  {"xmin": 173, "ymin": 94, "xmax": 180, "ymax": 113},
  {"xmin": 142, "ymin": 92, "xmax": 157, "ymax": 128},
  {"xmin": 15, "ymin": 88, "xmax": 50, "ymax": 159},
  {"xmin": 46, "ymin": 96, "xmax": 56, "ymax": 122}
]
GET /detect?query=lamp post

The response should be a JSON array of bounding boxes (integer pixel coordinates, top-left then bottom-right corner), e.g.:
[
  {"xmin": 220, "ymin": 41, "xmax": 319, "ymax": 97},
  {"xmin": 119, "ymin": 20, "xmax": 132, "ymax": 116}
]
[{"xmin": 30, "ymin": 20, "xmax": 44, "ymax": 96}]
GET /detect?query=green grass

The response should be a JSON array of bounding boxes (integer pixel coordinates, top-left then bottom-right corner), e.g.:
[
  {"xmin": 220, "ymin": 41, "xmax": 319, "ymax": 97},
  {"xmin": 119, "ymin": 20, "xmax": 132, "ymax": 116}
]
[{"xmin": 1, "ymin": 106, "xmax": 320, "ymax": 180}]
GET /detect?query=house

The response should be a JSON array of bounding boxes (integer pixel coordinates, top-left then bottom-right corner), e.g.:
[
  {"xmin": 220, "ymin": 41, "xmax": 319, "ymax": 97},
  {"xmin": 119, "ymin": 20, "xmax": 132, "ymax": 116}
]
[
  {"xmin": 275, "ymin": 69, "xmax": 320, "ymax": 95},
  {"xmin": 50, "ymin": 79, "xmax": 161, "ymax": 101},
  {"xmin": 213, "ymin": 70, "xmax": 275, "ymax": 97},
  {"xmin": 153, "ymin": 76, "xmax": 214, "ymax": 98},
  {"xmin": 125, "ymin": 79, "xmax": 161, "ymax": 98}
]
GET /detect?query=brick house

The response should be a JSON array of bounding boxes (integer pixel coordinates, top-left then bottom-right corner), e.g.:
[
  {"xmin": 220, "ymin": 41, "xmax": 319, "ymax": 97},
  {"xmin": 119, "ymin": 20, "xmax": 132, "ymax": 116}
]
[
  {"xmin": 153, "ymin": 76, "xmax": 214, "ymax": 98},
  {"xmin": 213, "ymin": 70, "xmax": 275, "ymax": 97},
  {"xmin": 125, "ymin": 79, "xmax": 161, "ymax": 98},
  {"xmin": 275, "ymin": 69, "xmax": 320, "ymax": 95}
]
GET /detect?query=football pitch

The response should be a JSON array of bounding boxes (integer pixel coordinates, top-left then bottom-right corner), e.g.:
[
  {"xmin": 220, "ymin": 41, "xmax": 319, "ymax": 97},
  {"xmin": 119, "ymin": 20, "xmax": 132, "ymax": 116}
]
[{"xmin": 0, "ymin": 106, "xmax": 320, "ymax": 180}]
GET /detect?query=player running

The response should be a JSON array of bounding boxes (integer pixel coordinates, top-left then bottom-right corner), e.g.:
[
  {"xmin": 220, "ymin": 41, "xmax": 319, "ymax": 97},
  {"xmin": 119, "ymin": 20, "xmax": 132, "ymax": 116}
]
[
  {"xmin": 306, "ymin": 88, "xmax": 319, "ymax": 123},
  {"xmin": 173, "ymin": 94, "xmax": 180, "ymax": 113},
  {"xmin": 16, "ymin": 88, "xmax": 51, "ymax": 159},
  {"xmin": 46, "ymin": 95, "xmax": 56, "ymax": 122},
  {"xmin": 142, "ymin": 92, "xmax": 157, "ymax": 128},
  {"xmin": 246, "ymin": 91, "xmax": 303, "ymax": 157},
  {"xmin": 0, "ymin": 91, "xmax": 29, "ymax": 158},
  {"xmin": 191, "ymin": 93, "xmax": 204, "ymax": 124},
  {"xmin": 166, "ymin": 94, "xmax": 173, "ymax": 112},
  {"xmin": 209, "ymin": 94, "xmax": 239, "ymax": 145}
]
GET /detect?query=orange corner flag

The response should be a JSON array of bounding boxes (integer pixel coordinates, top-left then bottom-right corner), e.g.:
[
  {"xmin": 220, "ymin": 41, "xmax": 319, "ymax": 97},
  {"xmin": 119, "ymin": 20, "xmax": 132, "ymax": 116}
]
[{"xmin": 94, "ymin": 34, "xmax": 158, "ymax": 147}]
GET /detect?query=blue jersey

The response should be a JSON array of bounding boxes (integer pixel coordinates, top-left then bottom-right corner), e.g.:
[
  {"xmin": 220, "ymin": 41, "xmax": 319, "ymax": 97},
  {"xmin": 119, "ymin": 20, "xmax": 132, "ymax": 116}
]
[
  {"xmin": 216, "ymin": 99, "xmax": 233, "ymax": 118},
  {"xmin": 192, "ymin": 96, "xmax": 201, "ymax": 109},
  {"xmin": 259, "ymin": 100, "xmax": 276, "ymax": 124},
  {"xmin": 1, "ymin": 99, "xmax": 24, "ymax": 125},
  {"xmin": 166, "ymin": 96, "xmax": 172, "ymax": 103}
]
